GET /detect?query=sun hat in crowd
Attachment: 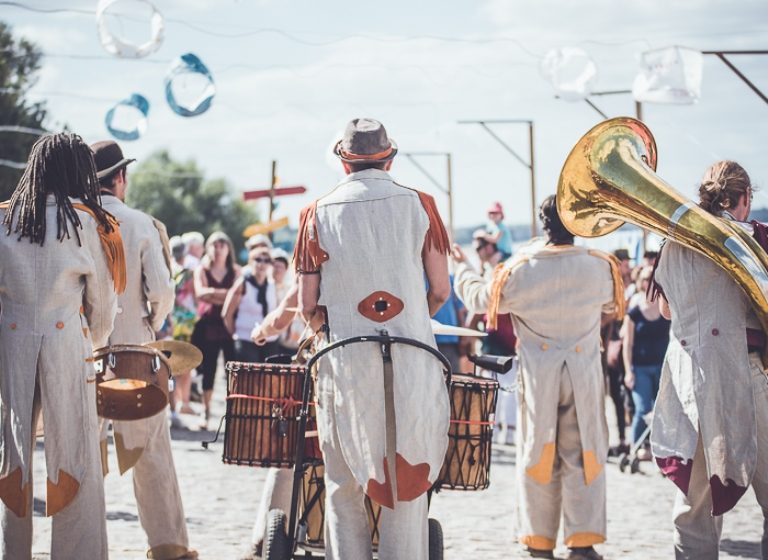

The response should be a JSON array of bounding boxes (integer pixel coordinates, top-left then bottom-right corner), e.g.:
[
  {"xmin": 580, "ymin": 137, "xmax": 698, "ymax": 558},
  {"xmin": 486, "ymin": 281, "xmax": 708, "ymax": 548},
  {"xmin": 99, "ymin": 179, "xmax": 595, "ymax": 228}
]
[{"xmin": 245, "ymin": 234, "xmax": 273, "ymax": 250}]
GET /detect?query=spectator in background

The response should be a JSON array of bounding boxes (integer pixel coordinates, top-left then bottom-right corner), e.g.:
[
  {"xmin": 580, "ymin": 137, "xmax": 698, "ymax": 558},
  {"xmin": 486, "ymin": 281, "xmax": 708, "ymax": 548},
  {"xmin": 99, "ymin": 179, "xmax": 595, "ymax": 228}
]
[
  {"xmin": 222, "ymin": 246, "xmax": 279, "ymax": 363},
  {"xmin": 181, "ymin": 231, "xmax": 205, "ymax": 269},
  {"xmin": 169, "ymin": 235, "xmax": 197, "ymax": 418},
  {"xmin": 192, "ymin": 231, "xmax": 239, "ymax": 429},
  {"xmin": 603, "ymin": 248, "xmax": 631, "ymax": 457},
  {"xmin": 621, "ymin": 266, "xmax": 670, "ymax": 459},
  {"xmin": 468, "ymin": 229, "xmax": 518, "ymax": 444},
  {"xmin": 271, "ymin": 248, "xmax": 302, "ymax": 356},
  {"xmin": 614, "ymin": 248, "xmax": 634, "ymax": 302},
  {"xmin": 642, "ymin": 250, "xmax": 658, "ymax": 268},
  {"xmin": 431, "ymin": 275, "xmax": 466, "ymax": 373},
  {"xmin": 480, "ymin": 202, "xmax": 513, "ymax": 261},
  {"xmin": 245, "ymin": 233, "xmax": 273, "ymax": 252}
]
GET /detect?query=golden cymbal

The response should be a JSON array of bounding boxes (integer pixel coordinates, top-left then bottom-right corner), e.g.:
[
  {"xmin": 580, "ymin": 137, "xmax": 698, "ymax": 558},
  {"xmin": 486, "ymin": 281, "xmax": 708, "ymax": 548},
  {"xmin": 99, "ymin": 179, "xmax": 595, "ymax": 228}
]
[{"xmin": 144, "ymin": 340, "xmax": 202, "ymax": 376}]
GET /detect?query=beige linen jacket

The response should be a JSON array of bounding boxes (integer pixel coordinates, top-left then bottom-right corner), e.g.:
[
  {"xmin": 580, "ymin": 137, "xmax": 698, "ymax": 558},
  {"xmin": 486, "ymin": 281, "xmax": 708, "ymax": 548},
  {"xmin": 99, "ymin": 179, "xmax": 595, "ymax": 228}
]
[
  {"xmin": 0, "ymin": 197, "xmax": 117, "ymax": 516},
  {"xmin": 455, "ymin": 244, "xmax": 617, "ymax": 486},
  {"xmin": 100, "ymin": 195, "xmax": 174, "ymax": 471}
]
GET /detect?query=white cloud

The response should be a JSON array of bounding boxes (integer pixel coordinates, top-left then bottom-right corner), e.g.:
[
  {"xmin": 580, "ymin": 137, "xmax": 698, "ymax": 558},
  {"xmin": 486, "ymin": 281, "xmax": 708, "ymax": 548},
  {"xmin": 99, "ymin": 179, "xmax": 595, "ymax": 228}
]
[{"xmin": 15, "ymin": 24, "xmax": 90, "ymax": 52}]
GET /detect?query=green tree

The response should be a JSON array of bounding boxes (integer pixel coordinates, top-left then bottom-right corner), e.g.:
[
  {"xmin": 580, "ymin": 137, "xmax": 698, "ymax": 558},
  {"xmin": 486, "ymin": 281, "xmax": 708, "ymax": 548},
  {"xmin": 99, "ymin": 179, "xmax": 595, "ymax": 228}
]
[
  {"xmin": 127, "ymin": 150, "xmax": 259, "ymax": 259},
  {"xmin": 0, "ymin": 21, "xmax": 48, "ymax": 200}
]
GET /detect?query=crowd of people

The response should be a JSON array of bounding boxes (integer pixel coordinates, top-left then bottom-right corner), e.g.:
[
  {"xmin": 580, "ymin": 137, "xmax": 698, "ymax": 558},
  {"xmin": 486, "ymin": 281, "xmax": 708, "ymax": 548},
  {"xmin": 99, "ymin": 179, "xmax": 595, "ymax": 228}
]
[
  {"xmin": 0, "ymin": 119, "xmax": 766, "ymax": 560},
  {"xmin": 161, "ymin": 230, "xmax": 302, "ymax": 430}
]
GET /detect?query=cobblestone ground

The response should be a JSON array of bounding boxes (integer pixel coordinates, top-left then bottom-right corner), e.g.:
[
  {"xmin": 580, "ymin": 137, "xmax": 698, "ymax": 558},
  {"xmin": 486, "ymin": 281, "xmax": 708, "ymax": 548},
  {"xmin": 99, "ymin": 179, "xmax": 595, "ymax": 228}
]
[{"xmin": 31, "ymin": 375, "xmax": 764, "ymax": 559}]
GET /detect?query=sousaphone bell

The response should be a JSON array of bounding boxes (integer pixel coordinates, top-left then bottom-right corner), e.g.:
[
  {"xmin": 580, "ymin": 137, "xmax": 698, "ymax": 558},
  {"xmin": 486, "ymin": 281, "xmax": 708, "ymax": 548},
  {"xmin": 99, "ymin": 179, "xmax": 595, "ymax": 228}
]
[{"xmin": 556, "ymin": 117, "xmax": 768, "ymax": 348}]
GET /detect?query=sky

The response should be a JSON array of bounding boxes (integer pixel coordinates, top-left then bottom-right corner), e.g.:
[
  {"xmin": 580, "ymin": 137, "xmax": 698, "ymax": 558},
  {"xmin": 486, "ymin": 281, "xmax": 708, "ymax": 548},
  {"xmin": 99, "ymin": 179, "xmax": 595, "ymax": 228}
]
[{"xmin": 2, "ymin": 0, "xmax": 768, "ymax": 237}]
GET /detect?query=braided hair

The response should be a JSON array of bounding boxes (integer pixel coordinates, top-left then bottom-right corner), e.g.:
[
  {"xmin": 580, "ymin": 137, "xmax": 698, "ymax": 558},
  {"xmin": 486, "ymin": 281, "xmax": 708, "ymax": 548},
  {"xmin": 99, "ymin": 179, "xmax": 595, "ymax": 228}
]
[
  {"xmin": 698, "ymin": 160, "xmax": 753, "ymax": 215},
  {"xmin": 539, "ymin": 194, "xmax": 574, "ymax": 245},
  {"xmin": 2, "ymin": 133, "xmax": 114, "ymax": 245}
]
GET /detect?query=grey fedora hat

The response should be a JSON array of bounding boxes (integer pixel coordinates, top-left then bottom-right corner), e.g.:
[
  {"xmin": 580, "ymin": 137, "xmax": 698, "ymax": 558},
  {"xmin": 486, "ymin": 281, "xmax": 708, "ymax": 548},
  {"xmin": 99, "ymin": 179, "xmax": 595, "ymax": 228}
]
[
  {"xmin": 333, "ymin": 118, "xmax": 398, "ymax": 164},
  {"xmin": 90, "ymin": 140, "xmax": 136, "ymax": 180}
]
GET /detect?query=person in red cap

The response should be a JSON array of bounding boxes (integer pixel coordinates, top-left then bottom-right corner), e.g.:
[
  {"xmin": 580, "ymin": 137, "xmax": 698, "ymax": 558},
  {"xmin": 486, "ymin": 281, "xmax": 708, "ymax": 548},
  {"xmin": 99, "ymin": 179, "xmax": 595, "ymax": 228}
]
[
  {"xmin": 294, "ymin": 118, "xmax": 451, "ymax": 560},
  {"xmin": 479, "ymin": 201, "xmax": 513, "ymax": 260}
]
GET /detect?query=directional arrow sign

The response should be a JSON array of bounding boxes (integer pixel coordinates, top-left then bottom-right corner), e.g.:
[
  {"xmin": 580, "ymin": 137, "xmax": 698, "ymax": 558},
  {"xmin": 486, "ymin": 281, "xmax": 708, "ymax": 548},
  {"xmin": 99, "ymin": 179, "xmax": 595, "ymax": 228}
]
[{"xmin": 243, "ymin": 185, "xmax": 307, "ymax": 201}]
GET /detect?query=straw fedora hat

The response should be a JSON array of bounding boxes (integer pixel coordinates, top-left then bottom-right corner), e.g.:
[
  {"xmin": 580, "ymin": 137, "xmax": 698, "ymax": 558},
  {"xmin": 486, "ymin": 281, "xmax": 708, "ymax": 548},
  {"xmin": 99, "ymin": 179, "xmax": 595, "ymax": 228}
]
[{"xmin": 333, "ymin": 118, "xmax": 398, "ymax": 164}]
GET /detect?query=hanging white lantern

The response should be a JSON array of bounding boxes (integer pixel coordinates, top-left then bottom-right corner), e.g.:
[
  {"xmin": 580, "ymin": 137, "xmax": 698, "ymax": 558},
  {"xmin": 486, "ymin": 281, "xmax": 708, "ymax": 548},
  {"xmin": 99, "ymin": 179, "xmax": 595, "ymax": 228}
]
[
  {"xmin": 541, "ymin": 47, "xmax": 598, "ymax": 101},
  {"xmin": 105, "ymin": 93, "xmax": 149, "ymax": 141},
  {"xmin": 96, "ymin": 0, "xmax": 164, "ymax": 59},
  {"xmin": 633, "ymin": 46, "xmax": 703, "ymax": 104},
  {"xmin": 164, "ymin": 53, "xmax": 216, "ymax": 117}
]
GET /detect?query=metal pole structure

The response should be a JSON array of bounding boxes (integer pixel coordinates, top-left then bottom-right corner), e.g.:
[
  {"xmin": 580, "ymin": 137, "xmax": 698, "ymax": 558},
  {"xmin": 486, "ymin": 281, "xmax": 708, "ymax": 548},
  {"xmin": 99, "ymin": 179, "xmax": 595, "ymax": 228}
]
[
  {"xmin": 269, "ymin": 159, "xmax": 277, "ymax": 223},
  {"xmin": 446, "ymin": 153, "xmax": 454, "ymax": 241},
  {"xmin": 701, "ymin": 50, "xmax": 768, "ymax": 104},
  {"xmin": 402, "ymin": 152, "xmax": 454, "ymax": 239},
  {"xmin": 527, "ymin": 122, "xmax": 536, "ymax": 239},
  {"xmin": 457, "ymin": 119, "xmax": 537, "ymax": 238}
]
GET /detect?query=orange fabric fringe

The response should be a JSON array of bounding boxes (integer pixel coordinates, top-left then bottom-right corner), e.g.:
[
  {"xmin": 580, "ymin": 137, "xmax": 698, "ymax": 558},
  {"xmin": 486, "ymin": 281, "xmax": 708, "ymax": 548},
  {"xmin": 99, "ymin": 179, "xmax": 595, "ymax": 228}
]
[
  {"xmin": 293, "ymin": 202, "xmax": 329, "ymax": 273},
  {"xmin": 588, "ymin": 249, "xmax": 625, "ymax": 318},
  {"xmin": 487, "ymin": 258, "xmax": 529, "ymax": 330},
  {"xmin": 73, "ymin": 204, "xmax": 127, "ymax": 294},
  {"xmin": 416, "ymin": 191, "xmax": 450, "ymax": 255}
]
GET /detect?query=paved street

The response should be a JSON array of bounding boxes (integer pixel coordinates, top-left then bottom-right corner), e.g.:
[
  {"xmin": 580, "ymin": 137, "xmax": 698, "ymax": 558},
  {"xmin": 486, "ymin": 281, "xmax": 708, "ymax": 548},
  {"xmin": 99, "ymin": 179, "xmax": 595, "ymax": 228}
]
[{"xmin": 30, "ymin": 379, "xmax": 764, "ymax": 559}]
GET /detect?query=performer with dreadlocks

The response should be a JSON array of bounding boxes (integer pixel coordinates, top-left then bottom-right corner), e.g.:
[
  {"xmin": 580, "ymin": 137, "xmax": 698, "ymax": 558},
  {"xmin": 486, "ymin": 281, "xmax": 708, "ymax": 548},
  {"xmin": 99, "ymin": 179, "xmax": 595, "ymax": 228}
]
[
  {"xmin": 90, "ymin": 140, "xmax": 193, "ymax": 560},
  {"xmin": 0, "ymin": 133, "xmax": 124, "ymax": 559},
  {"xmin": 453, "ymin": 195, "xmax": 623, "ymax": 560}
]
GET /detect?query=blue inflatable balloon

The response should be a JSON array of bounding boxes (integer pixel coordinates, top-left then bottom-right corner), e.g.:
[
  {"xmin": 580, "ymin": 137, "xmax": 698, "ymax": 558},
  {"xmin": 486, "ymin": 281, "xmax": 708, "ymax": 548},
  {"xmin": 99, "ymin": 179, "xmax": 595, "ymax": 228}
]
[
  {"xmin": 105, "ymin": 93, "xmax": 150, "ymax": 141},
  {"xmin": 165, "ymin": 53, "xmax": 215, "ymax": 117}
]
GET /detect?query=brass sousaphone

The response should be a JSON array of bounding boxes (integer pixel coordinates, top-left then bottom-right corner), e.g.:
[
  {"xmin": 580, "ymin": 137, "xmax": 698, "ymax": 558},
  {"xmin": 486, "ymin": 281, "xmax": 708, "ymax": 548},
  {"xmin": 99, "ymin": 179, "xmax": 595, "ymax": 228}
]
[{"xmin": 556, "ymin": 117, "xmax": 768, "ymax": 345}]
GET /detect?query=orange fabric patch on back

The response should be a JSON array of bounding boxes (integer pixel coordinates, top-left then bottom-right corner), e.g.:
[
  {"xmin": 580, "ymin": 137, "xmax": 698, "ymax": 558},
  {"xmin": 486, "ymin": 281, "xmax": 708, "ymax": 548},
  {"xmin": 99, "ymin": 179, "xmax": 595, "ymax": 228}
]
[
  {"xmin": 358, "ymin": 291, "xmax": 404, "ymax": 323},
  {"xmin": 366, "ymin": 457, "xmax": 394, "ymax": 509},
  {"xmin": 46, "ymin": 469, "xmax": 80, "ymax": 516},
  {"xmin": 582, "ymin": 450, "xmax": 604, "ymax": 485},
  {"xmin": 0, "ymin": 467, "xmax": 31, "ymax": 517},
  {"xmin": 525, "ymin": 442, "xmax": 556, "ymax": 485},
  {"xmin": 395, "ymin": 453, "xmax": 432, "ymax": 501}
]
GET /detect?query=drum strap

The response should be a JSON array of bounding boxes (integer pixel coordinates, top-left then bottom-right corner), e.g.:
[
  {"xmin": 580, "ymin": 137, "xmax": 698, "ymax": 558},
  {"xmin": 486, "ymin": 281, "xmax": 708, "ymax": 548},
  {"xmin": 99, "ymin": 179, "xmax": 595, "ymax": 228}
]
[{"xmin": 381, "ymin": 340, "xmax": 398, "ymax": 505}]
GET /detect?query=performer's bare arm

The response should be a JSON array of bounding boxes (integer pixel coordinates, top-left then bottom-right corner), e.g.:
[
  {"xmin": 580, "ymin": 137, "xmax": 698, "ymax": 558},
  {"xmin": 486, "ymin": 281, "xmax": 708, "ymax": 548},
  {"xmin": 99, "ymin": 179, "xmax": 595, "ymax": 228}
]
[
  {"xmin": 252, "ymin": 285, "xmax": 299, "ymax": 345},
  {"xmin": 659, "ymin": 294, "xmax": 672, "ymax": 319},
  {"xmin": 194, "ymin": 266, "xmax": 229, "ymax": 305},
  {"xmin": 622, "ymin": 314, "xmax": 636, "ymax": 389},
  {"xmin": 221, "ymin": 278, "xmax": 245, "ymax": 335},
  {"xmin": 451, "ymin": 244, "xmax": 492, "ymax": 313},
  {"xmin": 144, "ymin": 223, "xmax": 175, "ymax": 331},
  {"xmin": 299, "ymin": 272, "xmax": 322, "ymax": 327},
  {"xmin": 423, "ymin": 244, "xmax": 450, "ymax": 316}
]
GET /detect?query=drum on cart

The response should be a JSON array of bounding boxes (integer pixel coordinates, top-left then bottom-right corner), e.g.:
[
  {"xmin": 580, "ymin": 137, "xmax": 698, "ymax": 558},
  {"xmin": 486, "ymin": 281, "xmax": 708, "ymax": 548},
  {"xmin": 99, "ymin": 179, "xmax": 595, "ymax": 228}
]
[
  {"xmin": 223, "ymin": 362, "xmax": 321, "ymax": 468},
  {"xmin": 296, "ymin": 462, "xmax": 382, "ymax": 551},
  {"xmin": 92, "ymin": 344, "xmax": 171, "ymax": 421},
  {"xmin": 437, "ymin": 373, "xmax": 499, "ymax": 490}
]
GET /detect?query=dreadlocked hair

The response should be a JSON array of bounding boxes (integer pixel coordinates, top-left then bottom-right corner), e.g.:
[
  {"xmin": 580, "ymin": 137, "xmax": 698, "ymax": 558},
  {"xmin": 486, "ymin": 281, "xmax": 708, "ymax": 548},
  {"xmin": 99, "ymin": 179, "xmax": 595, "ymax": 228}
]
[
  {"xmin": 2, "ymin": 133, "xmax": 114, "ymax": 246},
  {"xmin": 539, "ymin": 194, "xmax": 574, "ymax": 245}
]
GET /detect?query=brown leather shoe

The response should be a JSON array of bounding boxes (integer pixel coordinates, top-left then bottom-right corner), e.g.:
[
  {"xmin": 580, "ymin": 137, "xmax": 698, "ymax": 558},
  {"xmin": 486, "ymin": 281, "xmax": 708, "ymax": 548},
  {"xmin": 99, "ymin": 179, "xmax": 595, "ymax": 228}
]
[
  {"xmin": 526, "ymin": 547, "xmax": 556, "ymax": 559},
  {"xmin": 567, "ymin": 546, "xmax": 603, "ymax": 560}
]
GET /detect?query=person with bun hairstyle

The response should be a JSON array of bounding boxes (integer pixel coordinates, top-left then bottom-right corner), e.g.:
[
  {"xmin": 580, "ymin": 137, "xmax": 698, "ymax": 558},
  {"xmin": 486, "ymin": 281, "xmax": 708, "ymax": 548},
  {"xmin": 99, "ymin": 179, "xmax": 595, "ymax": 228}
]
[
  {"xmin": 454, "ymin": 195, "xmax": 623, "ymax": 560},
  {"xmin": 650, "ymin": 161, "xmax": 768, "ymax": 559}
]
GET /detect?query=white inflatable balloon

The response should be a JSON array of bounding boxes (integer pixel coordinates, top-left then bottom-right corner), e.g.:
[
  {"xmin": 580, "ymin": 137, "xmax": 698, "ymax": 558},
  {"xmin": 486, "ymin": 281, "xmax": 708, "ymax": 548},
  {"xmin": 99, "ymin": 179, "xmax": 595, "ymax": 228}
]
[
  {"xmin": 541, "ymin": 47, "xmax": 598, "ymax": 101},
  {"xmin": 96, "ymin": 0, "xmax": 164, "ymax": 59},
  {"xmin": 633, "ymin": 46, "xmax": 703, "ymax": 105}
]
